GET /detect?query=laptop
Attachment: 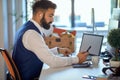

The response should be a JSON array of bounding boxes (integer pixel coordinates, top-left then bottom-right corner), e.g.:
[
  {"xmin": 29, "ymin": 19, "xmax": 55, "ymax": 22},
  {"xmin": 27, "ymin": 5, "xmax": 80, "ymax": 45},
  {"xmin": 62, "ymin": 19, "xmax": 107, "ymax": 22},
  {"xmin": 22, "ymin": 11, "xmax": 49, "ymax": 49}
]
[
  {"xmin": 79, "ymin": 33, "xmax": 104, "ymax": 56},
  {"xmin": 72, "ymin": 33, "xmax": 104, "ymax": 68}
]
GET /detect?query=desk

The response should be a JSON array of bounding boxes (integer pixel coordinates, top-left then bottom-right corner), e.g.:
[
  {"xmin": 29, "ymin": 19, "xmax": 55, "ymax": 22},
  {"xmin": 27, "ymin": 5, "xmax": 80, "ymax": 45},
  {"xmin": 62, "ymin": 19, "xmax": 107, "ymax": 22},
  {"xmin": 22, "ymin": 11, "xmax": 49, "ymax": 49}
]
[{"xmin": 39, "ymin": 59, "xmax": 107, "ymax": 80}]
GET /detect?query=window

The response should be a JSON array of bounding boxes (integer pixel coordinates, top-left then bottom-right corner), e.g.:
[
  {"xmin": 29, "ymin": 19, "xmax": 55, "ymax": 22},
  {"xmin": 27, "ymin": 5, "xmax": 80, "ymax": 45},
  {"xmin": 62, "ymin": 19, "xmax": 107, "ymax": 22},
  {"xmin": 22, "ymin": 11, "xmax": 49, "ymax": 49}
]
[
  {"xmin": 26, "ymin": 0, "xmax": 113, "ymax": 52},
  {"xmin": 51, "ymin": 0, "xmax": 71, "ymax": 27},
  {"xmin": 27, "ymin": 0, "xmax": 34, "ymax": 20},
  {"xmin": 27, "ymin": 0, "xmax": 111, "ymax": 30}
]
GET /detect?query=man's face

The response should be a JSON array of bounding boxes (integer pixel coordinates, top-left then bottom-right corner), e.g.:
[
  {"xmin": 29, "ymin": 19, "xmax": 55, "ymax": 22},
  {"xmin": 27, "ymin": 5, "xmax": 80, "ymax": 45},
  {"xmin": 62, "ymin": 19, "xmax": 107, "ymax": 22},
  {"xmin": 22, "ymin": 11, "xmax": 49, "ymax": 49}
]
[{"xmin": 41, "ymin": 8, "xmax": 55, "ymax": 30}]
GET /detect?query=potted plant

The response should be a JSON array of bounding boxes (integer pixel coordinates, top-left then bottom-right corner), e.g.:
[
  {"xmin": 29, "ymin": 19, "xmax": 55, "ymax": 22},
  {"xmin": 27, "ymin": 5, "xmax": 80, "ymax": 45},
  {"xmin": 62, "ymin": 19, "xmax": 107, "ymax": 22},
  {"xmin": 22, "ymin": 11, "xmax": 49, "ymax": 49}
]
[{"xmin": 107, "ymin": 28, "xmax": 120, "ymax": 67}]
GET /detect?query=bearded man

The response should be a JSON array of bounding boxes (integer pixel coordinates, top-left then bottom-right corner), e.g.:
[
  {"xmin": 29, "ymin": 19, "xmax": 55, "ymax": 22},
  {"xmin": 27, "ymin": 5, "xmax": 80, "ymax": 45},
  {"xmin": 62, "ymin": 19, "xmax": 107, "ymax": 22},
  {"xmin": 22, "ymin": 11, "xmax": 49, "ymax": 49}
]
[{"xmin": 12, "ymin": 0, "xmax": 88, "ymax": 80}]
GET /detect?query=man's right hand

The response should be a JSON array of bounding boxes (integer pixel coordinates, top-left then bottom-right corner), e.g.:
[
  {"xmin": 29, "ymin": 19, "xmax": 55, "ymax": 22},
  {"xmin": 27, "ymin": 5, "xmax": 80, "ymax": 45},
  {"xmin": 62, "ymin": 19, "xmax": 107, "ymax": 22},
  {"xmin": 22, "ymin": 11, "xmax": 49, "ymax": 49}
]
[{"xmin": 77, "ymin": 52, "xmax": 89, "ymax": 64}]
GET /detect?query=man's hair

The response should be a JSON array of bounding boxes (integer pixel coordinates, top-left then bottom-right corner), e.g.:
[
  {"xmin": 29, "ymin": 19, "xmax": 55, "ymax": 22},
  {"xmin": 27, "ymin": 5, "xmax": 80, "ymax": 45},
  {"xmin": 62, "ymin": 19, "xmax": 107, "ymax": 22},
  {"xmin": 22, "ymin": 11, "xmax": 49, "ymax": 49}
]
[{"xmin": 32, "ymin": 0, "xmax": 57, "ymax": 14}]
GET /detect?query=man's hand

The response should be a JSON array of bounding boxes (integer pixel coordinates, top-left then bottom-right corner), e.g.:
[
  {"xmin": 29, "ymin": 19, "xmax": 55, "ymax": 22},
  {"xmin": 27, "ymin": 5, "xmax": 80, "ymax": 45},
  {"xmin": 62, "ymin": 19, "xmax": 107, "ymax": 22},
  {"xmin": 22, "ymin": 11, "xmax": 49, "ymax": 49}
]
[
  {"xmin": 58, "ymin": 48, "xmax": 72, "ymax": 56},
  {"xmin": 77, "ymin": 52, "xmax": 89, "ymax": 64}
]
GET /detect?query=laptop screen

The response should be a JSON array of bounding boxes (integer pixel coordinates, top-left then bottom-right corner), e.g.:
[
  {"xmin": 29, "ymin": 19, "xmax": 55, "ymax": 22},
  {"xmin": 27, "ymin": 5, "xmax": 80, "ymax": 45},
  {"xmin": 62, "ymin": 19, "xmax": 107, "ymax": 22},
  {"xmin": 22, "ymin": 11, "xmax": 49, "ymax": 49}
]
[{"xmin": 79, "ymin": 33, "xmax": 104, "ymax": 56}]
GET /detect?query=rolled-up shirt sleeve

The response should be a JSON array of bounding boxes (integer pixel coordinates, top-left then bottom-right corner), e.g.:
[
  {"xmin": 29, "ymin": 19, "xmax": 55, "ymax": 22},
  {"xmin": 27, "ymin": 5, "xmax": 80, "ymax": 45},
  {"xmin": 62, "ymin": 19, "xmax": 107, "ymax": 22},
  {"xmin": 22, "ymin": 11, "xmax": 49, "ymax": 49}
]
[{"xmin": 22, "ymin": 30, "xmax": 79, "ymax": 68}]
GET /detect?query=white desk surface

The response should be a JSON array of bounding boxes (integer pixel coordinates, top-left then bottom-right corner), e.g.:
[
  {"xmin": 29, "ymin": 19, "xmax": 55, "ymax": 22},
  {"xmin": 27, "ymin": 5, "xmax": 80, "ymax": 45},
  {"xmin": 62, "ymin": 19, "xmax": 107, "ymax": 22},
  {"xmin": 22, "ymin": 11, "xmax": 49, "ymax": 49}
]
[{"xmin": 39, "ymin": 59, "xmax": 107, "ymax": 80}]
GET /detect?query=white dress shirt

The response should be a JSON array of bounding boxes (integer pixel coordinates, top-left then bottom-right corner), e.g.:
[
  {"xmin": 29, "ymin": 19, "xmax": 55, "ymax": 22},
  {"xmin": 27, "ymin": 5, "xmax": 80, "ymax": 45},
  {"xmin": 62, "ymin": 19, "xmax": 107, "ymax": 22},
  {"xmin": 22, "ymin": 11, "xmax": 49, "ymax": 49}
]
[{"xmin": 22, "ymin": 19, "xmax": 79, "ymax": 68}]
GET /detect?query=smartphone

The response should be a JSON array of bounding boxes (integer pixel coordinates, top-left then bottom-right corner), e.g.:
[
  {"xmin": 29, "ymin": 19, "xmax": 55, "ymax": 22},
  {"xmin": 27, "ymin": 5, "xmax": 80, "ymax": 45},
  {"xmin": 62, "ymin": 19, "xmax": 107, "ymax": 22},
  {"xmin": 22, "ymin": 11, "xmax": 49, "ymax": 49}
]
[
  {"xmin": 82, "ymin": 75, "xmax": 97, "ymax": 79},
  {"xmin": 72, "ymin": 62, "xmax": 91, "ymax": 68}
]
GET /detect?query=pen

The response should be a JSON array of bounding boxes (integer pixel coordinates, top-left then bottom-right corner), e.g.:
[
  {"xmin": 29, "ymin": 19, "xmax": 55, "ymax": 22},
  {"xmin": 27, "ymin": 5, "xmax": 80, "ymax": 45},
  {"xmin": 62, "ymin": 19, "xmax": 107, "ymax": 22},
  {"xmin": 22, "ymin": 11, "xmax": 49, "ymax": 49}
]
[{"xmin": 86, "ymin": 46, "xmax": 91, "ymax": 52}]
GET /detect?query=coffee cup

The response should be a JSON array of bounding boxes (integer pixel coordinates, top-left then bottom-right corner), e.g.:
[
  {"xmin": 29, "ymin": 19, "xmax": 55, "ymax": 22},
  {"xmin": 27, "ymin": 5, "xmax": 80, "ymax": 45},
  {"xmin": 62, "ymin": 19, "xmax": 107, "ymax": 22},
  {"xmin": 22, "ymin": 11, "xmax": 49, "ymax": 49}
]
[{"xmin": 92, "ymin": 56, "xmax": 99, "ymax": 66}]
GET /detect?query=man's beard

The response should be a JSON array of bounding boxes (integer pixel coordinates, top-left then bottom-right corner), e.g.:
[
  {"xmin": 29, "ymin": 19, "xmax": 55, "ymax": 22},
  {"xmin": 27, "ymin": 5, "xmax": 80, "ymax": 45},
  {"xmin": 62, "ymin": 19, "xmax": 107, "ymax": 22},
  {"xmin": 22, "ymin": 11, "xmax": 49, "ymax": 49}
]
[{"xmin": 41, "ymin": 17, "xmax": 52, "ymax": 30}]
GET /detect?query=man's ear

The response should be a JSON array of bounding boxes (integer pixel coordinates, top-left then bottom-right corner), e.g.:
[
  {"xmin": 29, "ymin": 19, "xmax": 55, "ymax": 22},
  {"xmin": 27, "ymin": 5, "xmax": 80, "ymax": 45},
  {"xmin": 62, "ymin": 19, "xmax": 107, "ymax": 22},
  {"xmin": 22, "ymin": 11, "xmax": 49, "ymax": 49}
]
[
  {"xmin": 38, "ymin": 11, "xmax": 43, "ymax": 18},
  {"xmin": 39, "ymin": 14, "xmax": 43, "ymax": 20},
  {"xmin": 39, "ymin": 14, "xmax": 42, "ymax": 17}
]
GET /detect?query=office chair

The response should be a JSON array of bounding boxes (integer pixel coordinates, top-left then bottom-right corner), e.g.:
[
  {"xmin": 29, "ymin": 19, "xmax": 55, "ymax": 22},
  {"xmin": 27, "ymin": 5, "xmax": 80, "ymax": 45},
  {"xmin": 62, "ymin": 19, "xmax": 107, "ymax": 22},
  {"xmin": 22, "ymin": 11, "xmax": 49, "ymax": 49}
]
[{"xmin": 0, "ymin": 48, "xmax": 21, "ymax": 80}]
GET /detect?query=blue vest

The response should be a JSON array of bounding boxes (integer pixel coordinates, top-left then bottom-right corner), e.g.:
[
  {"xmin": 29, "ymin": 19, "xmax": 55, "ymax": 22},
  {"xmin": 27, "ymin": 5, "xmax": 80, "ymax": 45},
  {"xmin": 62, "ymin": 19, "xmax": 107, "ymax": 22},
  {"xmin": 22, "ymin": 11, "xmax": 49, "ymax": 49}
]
[{"xmin": 12, "ymin": 21, "xmax": 43, "ymax": 80}]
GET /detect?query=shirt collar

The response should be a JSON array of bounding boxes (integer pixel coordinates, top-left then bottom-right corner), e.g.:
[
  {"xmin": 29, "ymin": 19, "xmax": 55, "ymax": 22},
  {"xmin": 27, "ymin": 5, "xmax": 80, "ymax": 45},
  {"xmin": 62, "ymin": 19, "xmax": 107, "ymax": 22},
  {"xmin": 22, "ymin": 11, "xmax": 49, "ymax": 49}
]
[{"xmin": 30, "ymin": 19, "xmax": 44, "ymax": 36}]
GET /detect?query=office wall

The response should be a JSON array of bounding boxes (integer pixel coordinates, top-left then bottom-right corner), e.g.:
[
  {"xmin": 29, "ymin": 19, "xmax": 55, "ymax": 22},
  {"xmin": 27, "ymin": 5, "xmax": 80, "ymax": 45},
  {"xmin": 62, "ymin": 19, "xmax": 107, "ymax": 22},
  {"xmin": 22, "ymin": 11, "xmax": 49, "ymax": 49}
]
[
  {"xmin": 0, "ymin": 0, "xmax": 4, "ymax": 47},
  {"xmin": 0, "ymin": 0, "xmax": 26, "ymax": 79},
  {"xmin": 0, "ymin": 0, "xmax": 5, "ymax": 80}
]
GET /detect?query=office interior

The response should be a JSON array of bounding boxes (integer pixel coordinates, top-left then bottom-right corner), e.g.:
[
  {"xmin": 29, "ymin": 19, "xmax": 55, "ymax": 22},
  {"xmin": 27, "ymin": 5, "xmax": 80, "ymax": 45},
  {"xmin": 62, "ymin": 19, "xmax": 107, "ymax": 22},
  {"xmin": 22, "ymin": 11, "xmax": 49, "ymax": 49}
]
[{"xmin": 0, "ymin": 0, "xmax": 120, "ymax": 80}]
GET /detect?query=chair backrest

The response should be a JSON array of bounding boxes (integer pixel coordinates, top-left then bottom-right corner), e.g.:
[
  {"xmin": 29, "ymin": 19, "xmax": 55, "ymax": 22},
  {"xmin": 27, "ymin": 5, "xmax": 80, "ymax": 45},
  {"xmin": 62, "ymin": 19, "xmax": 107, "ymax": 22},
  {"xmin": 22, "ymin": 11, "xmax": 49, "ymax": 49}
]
[{"xmin": 0, "ymin": 48, "xmax": 21, "ymax": 80}]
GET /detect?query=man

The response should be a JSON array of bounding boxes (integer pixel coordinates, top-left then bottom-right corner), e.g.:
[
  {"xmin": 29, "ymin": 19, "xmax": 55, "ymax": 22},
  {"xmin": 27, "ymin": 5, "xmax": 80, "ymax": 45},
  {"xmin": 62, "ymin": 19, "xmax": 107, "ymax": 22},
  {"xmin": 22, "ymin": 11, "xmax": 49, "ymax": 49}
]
[{"xmin": 12, "ymin": 0, "xmax": 88, "ymax": 80}]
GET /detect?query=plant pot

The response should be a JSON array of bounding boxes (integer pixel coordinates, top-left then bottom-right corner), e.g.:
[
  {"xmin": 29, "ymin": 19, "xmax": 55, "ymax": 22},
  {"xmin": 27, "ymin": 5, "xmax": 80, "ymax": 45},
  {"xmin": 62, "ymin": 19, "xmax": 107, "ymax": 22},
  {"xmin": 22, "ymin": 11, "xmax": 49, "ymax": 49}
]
[{"xmin": 110, "ymin": 60, "xmax": 120, "ymax": 67}]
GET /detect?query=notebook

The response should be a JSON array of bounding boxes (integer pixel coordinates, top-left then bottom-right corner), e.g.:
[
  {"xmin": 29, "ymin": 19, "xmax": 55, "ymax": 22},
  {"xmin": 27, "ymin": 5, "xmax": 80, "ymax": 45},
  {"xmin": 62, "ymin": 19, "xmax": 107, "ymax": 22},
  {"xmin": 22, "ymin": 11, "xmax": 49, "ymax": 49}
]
[{"xmin": 79, "ymin": 33, "xmax": 104, "ymax": 56}]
